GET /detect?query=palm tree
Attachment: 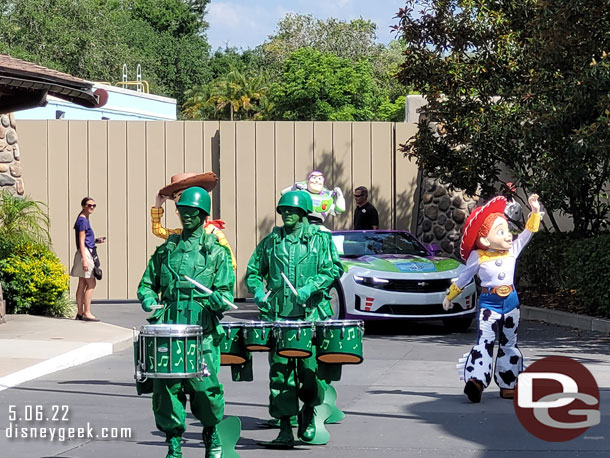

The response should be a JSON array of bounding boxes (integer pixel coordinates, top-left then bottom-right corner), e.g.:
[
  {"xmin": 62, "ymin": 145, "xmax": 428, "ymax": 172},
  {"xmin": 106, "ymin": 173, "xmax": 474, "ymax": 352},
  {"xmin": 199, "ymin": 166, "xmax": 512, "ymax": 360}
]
[{"xmin": 0, "ymin": 190, "xmax": 50, "ymax": 246}]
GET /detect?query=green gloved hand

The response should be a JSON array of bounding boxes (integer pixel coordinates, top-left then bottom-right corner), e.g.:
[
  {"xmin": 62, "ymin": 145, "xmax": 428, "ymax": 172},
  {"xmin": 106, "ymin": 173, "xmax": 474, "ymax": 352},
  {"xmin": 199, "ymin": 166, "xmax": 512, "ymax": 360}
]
[
  {"xmin": 208, "ymin": 291, "xmax": 226, "ymax": 311},
  {"xmin": 296, "ymin": 285, "xmax": 313, "ymax": 305},
  {"xmin": 253, "ymin": 289, "xmax": 271, "ymax": 313},
  {"xmin": 141, "ymin": 297, "xmax": 157, "ymax": 312}
]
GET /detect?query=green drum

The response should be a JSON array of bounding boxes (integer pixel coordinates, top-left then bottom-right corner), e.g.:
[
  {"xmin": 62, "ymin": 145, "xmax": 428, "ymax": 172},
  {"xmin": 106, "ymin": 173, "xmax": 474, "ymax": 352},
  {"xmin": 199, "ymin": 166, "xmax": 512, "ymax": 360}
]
[
  {"xmin": 135, "ymin": 324, "xmax": 207, "ymax": 379},
  {"xmin": 274, "ymin": 321, "xmax": 314, "ymax": 358},
  {"xmin": 220, "ymin": 322, "xmax": 248, "ymax": 366},
  {"xmin": 315, "ymin": 320, "xmax": 364, "ymax": 364},
  {"xmin": 243, "ymin": 321, "xmax": 274, "ymax": 351}
]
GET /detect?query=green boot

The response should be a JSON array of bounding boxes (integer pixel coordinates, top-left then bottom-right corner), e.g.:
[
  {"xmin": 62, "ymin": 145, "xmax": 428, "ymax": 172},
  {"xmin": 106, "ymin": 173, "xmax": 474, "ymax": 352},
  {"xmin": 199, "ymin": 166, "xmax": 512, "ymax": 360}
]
[
  {"xmin": 297, "ymin": 405, "xmax": 316, "ymax": 442},
  {"xmin": 165, "ymin": 435, "xmax": 182, "ymax": 458},
  {"xmin": 203, "ymin": 426, "xmax": 223, "ymax": 458},
  {"xmin": 259, "ymin": 416, "xmax": 295, "ymax": 449}
]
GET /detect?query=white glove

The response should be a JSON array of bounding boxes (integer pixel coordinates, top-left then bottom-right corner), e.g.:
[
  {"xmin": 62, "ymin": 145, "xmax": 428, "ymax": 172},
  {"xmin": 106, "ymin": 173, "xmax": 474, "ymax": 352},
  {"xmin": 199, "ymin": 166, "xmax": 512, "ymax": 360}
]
[
  {"xmin": 442, "ymin": 297, "xmax": 453, "ymax": 311},
  {"xmin": 333, "ymin": 187, "xmax": 346, "ymax": 213}
]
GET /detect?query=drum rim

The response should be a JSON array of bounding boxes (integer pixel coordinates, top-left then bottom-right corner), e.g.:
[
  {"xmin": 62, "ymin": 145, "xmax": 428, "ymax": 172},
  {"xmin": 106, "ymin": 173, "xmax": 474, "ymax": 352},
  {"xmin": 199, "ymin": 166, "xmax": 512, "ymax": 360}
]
[
  {"xmin": 221, "ymin": 321, "xmax": 245, "ymax": 327},
  {"xmin": 141, "ymin": 371, "xmax": 205, "ymax": 379},
  {"xmin": 140, "ymin": 324, "xmax": 203, "ymax": 336},
  {"xmin": 243, "ymin": 320, "xmax": 274, "ymax": 328},
  {"xmin": 274, "ymin": 320, "xmax": 314, "ymax": 328},
  {"xmin": 315, "ymin": 319, "xmax": 364, "ymax": 326}
]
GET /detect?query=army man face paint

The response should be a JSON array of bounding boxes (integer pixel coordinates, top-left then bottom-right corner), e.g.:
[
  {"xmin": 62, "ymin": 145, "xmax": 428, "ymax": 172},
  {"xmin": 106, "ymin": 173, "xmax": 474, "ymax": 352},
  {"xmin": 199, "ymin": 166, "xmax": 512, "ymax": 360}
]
[
  {"xmin": 279, "ymin": 207, "xmax": 303, "ymax": 228},
  {"xmin": 178, "ymin": 206, "xmax": 204, "ymax": 231}
]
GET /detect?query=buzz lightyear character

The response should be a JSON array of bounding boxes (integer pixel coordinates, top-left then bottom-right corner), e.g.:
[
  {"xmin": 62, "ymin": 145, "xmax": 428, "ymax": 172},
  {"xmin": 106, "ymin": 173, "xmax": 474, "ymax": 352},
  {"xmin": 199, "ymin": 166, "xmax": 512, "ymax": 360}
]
[
  {"xmin": 443, "ymin": 194, "xmax": 541, "ymax": 404},
  {"xmin": 282, "ymin": 171, "xmax": 345, "ymax": 225}
]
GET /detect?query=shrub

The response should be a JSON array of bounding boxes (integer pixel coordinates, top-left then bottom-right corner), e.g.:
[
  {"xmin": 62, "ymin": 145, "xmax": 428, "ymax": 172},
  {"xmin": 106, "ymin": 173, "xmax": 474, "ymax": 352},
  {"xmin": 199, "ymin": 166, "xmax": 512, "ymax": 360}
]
[
  {"xmin": 0, "ymin": 241, "xmax": 72, "ymax": 317},
  {"xmin": 518, "ymin": 231, "xmax": 572, "ymax": 291},
  {"xmin": 564, "ymin": 234, "xmax": 610, "ymax": 318},
  {"xmin": 519, "ymin": 231, "xmax": 610, "ymax": 318}
]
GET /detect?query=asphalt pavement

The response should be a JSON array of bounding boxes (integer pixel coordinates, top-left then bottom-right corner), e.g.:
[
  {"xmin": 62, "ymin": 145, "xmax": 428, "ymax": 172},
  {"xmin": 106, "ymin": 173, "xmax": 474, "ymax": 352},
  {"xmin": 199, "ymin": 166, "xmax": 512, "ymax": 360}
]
[{"xmin": 0, "ymin": 302, "xmax": 608, "ymax": 458}]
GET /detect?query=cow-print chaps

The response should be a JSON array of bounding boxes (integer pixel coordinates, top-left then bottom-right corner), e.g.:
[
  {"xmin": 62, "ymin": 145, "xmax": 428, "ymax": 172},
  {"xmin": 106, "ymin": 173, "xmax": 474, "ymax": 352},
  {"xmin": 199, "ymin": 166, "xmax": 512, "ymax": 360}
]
[{"xmin": 462, "ymin": 307, "xmax": 523, "ymax": 389}]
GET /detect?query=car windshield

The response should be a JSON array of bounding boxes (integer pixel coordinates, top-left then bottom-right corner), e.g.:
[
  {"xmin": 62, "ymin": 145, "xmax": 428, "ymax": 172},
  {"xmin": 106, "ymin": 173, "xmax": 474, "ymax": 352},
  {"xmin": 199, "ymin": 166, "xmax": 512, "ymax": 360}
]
[{"xmin": 332, "ymin": 231, "xmax": 430, "ymax": 258}]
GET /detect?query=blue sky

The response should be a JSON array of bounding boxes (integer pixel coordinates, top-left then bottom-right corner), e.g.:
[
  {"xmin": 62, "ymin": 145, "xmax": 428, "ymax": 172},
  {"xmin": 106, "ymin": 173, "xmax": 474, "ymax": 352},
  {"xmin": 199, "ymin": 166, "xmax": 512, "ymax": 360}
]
[{"xmin": 206, "ymin": 0, "xmax": 406, "ymax": 51}]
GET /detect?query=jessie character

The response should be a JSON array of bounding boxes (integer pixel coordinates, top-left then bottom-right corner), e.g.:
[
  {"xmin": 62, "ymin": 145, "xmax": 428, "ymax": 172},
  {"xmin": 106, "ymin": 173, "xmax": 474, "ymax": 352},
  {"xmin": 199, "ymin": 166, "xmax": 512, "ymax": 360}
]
[
  {"xmin": 281, "ymin": 171, "xmax": 345, "ymax": 225},
  {"xmin": 151, "ymin": 172, "xmax": 237, "ymax": 270},
  {"xmin": 443, "ymin": 193, "xmax": 541, "ymax": 403}
]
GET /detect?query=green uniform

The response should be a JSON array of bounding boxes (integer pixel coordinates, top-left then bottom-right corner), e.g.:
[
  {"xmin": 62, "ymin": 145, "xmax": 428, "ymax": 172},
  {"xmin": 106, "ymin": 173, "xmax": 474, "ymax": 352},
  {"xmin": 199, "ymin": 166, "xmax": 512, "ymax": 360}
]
[
  {"xmin": 246, "ymin": 223, "xmax": 341, "ymax": 419},
  {"xmin": 137, "ymin": 226, "xmax": 235, "ymax": 436}
]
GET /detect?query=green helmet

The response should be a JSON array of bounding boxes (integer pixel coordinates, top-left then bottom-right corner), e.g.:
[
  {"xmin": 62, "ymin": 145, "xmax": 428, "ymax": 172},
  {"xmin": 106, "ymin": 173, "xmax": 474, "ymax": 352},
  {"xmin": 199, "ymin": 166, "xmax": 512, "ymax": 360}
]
[
  {"xmin": 177, "ymin": 186, "xmax": 211, "ymax": 215},
  {"xmin": 277, "ymin": 190, "xmax": 313, "ymax": 214}
]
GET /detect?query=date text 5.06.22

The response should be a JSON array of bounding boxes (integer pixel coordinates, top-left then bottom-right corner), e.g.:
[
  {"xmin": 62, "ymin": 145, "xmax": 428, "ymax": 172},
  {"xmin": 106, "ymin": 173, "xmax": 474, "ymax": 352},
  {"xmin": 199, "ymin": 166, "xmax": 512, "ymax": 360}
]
[{"xmin": 8, "ymin": 405, "xmax": 69, "ymax": 422}]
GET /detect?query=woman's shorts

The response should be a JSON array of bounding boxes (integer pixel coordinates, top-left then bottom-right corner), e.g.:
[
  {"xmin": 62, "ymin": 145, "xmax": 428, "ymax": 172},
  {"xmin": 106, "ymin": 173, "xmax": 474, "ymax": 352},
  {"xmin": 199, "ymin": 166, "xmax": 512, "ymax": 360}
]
[{"xmin": 70, "ymin": 250, "xmax": 95, "ymax": 279}]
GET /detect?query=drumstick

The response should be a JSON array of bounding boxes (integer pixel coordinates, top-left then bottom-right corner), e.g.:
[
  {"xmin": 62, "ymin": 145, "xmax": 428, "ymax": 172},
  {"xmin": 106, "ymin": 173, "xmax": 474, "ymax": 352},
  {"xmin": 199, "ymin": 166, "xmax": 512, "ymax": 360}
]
[
  {"xmin": 264, "ymin": 290, "xmax": 272, "ymax": 301},
  {"xmin": 184, "ymin": 275, "xmax": 238, "ymax": 310},
  {"xmin": 280, "ymin": 272, "xmax": 298, "ymax": 296}
]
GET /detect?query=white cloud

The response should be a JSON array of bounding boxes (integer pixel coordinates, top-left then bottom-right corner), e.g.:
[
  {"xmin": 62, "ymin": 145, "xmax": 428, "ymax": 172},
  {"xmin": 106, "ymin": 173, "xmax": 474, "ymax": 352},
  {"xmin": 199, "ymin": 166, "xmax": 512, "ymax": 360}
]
[{"xmin": 207, "ymin": 1, "xmax": 288, "ymax": 50}]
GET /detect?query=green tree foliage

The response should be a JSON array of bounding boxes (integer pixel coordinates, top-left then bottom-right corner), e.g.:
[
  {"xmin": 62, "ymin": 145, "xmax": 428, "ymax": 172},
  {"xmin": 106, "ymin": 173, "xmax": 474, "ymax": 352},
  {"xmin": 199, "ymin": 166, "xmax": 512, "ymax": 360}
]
[
  {"xmin": 270, "ymin": 47, "xmax": 380, "ymax": 121},
  {"xmin": 263, "ymin": 13, "xmax": 382, "ymax": 68},
  {"xmin": 0, "ymin": 0, "xmax": 211, "ymax": 105},
  {"xmin": 259, "ymin": 13, "xmax": 406, "ymax": 121},
  {"xmin": 395, "ymin": 0, "xmax": 610, "ymax": 235}
]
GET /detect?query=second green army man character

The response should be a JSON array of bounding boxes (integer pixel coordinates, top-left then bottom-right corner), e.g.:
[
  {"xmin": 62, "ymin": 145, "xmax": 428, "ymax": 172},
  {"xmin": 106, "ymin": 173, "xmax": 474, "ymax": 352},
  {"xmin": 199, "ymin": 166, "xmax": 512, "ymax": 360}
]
[
  {"xmin": 245, "ymin": 190, "xmax": 344, "ymax": 448},
  {"xmin": 137, "ymin": 186, "xmax": 235, "ymax": 458}
]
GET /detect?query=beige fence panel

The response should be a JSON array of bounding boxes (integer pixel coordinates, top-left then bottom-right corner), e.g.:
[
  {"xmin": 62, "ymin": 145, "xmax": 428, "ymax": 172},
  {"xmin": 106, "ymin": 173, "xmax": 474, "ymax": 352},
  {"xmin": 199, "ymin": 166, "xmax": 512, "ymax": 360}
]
[
  {"xmin": 254, "ymin": 122, "xmax": 276, "ymax": 242},
  {"xmin": 16, "ymin": 120, "xmax": 420, "ymax": 301},
  {"xmin": 294, "ymin": 122, "xmax": 314, "ymax": 183},
  {"xmin": 126, "ymin": 122, "xmax": 148, "ymax": 300},
  {"xmin": 395, "ymin": 122, "xmax": 420, "ymax": 232},
  {"xmin": 107, "ymin": 122, "xmax": 128, "ymax": 299},
  {"xmin": 47, "ymin": 122, "xmax": 70, "ymax": 277},
  {"xmin": 372, "ymin": 122, "xmax": 395, "ymax": 230},
  {"xmin": 88, "ymin": 122, "xmax": 109, "ymax": 299}
]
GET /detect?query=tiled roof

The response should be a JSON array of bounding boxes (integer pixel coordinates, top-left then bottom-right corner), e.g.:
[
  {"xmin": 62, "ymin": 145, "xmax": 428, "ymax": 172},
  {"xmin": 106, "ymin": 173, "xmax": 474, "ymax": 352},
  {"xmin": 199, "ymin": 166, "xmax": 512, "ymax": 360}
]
[
  {"xmin": 0, "ymin": 54, "xmax": 105, "ymax": 110},
  {"xmin": 0, "ymin": 54, "xmax": 92, "ymax": 89}
]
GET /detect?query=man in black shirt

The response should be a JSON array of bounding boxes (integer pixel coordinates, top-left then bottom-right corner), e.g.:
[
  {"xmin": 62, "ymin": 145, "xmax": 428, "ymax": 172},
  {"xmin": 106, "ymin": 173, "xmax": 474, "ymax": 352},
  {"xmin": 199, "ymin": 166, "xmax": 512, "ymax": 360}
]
[{"xmin": 353, "ymin": 186, "xmax": 379, "ymax": 230}]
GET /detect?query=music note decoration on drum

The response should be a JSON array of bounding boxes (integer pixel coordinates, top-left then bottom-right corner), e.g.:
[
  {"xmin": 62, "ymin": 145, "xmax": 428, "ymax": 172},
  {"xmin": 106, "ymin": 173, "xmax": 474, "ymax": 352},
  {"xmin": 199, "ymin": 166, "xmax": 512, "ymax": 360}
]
[
  {"xmin": 187, "ymin": 342, "xmax": 198, "ymax": 371},
  {"xmin": 158, "ymin": 354, "xmax": 169, "ymax": 368}
]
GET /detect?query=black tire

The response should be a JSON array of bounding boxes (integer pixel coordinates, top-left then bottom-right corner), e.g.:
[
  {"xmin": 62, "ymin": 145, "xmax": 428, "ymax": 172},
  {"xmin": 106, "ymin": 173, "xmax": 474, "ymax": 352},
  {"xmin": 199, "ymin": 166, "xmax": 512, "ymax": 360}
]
[
  {"xmin": 328, "ymin": 281, "xmax": 345, "ymax": 319},
  {"xmin": 443, "ymin": 316, "xmax": 473, "ymax": 333}
]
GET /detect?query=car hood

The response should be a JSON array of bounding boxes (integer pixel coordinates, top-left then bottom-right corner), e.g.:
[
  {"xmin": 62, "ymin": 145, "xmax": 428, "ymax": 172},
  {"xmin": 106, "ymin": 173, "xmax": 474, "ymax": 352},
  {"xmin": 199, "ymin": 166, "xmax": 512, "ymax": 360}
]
[{"xmin": 341, "ymin": 254, "xmax": 461, "ymax": 273}]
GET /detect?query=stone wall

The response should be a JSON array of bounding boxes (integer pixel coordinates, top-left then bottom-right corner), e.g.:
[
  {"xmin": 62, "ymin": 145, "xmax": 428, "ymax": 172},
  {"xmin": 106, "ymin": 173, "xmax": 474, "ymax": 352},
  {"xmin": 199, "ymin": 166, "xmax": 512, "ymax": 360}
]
[
  {"xmin": 415, "ymin": 172, "xmax": 479, "ymax": 259},
  {"xmin": 0, "ymin": 113, "xmax": 23, "ymax": 195}
]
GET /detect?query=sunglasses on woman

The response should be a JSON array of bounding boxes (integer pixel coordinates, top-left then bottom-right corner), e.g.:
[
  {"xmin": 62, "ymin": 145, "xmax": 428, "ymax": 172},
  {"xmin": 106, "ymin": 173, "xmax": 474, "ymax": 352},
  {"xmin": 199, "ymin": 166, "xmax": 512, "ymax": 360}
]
[{"xmin": 87, "ymin": 204, "xmax": 97, "ymax": 208}]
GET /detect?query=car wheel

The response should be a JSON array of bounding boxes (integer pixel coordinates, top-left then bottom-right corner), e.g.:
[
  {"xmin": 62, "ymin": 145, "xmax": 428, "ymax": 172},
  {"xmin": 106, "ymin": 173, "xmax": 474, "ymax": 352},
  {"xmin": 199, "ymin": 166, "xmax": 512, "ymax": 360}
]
[
  {"xmin": 329, "ymin": 281, "xmax": 345, "ymax": 319},
  {"xmin": 443, "ymin": 317, "xmax": 473, "ymax": 333}
]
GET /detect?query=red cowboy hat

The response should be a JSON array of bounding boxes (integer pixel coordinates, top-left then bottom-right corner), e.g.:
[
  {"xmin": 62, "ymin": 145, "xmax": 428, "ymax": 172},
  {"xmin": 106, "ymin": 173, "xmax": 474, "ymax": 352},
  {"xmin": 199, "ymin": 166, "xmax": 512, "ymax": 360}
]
[
  {"xmin": 460, "ymin": 196, "xmax": 507, "ymax": 260},
  {"xmin": 158, "ymin": 172, "xmax": 218, "ymax": 197}
]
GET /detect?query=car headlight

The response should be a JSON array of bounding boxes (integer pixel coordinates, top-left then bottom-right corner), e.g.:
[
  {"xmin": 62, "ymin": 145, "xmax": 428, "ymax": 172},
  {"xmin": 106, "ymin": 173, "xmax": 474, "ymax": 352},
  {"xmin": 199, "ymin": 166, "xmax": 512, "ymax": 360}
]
[{"xmin": 353, "ymin": 275, "xmax": 389, "ymax": 286}]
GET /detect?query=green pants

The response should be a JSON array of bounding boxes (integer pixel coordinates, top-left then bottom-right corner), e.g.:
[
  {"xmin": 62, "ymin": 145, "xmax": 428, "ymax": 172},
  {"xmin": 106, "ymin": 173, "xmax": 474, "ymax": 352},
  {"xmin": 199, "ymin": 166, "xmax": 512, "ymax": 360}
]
[
  {"xmin": 268, "ymin": 346, "xmax": 326, "ymax": 419},
  {"xmin": 152, "ymin": 335, "xmax": 224, "ymax": 436}
]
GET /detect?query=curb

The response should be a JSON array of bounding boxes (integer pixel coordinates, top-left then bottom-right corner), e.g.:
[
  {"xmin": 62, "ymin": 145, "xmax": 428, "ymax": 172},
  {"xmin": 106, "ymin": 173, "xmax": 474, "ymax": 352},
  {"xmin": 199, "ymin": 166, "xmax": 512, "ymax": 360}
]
[
  {"xmin": 0, "ymin": 334, "xmax": 132, "ymax": 393},
  {"xmin": 522, "ymin": 305, "xmax": 610, "ymax": 333}
]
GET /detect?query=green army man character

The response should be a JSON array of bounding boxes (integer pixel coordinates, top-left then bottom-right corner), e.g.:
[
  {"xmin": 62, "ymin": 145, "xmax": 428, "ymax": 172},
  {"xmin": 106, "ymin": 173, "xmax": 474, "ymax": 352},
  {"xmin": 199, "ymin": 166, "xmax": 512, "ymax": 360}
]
[
  {"xmin": 245, "ymin": 190, "xmax": 343, "ymax": 448},
  {"xmin": 137, "ymin": 186, "xmax": 235, "ymax": 458}
]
